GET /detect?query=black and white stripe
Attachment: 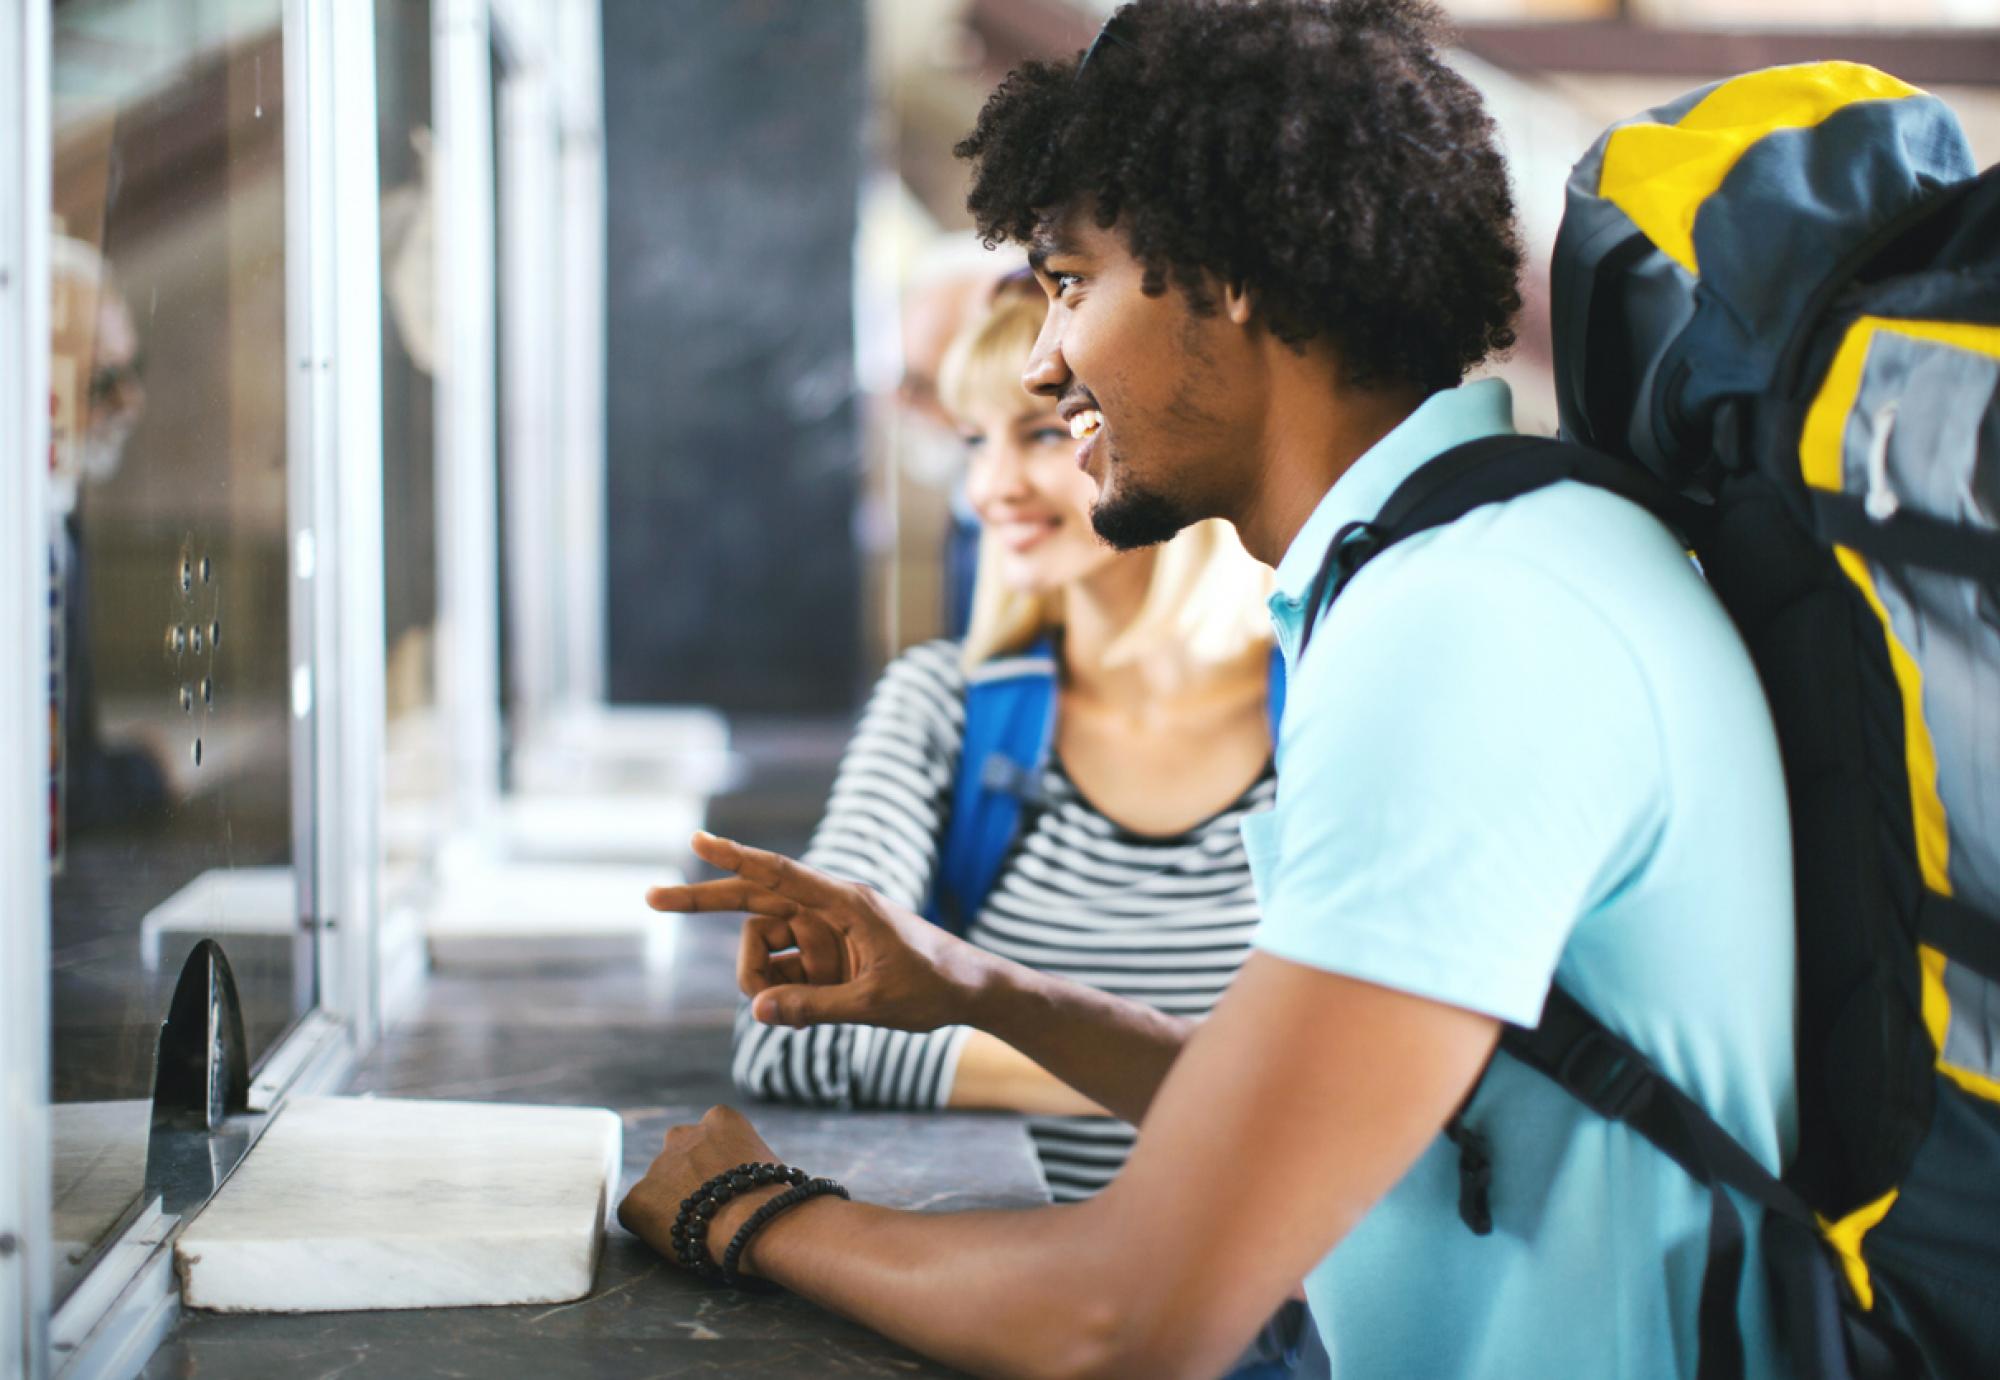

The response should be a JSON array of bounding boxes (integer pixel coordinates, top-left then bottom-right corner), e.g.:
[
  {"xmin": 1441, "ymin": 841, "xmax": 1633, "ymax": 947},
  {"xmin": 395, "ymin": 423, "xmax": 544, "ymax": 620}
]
[{"xmin": 732, "ymin": 638, "xmax": 1273, "ymax": 1202}]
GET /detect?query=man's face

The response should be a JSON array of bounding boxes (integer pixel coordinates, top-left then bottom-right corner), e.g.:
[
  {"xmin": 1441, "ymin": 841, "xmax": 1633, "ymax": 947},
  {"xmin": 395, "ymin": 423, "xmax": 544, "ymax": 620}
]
[{"xmin": 1021, "ymin": 209, "xmax": 1248, "ymax": 550}]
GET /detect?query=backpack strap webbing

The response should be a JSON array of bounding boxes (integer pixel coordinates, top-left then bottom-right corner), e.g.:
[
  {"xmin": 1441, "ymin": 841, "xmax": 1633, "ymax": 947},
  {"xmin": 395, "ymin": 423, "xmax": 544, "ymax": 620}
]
[
  {"xmin": 1503, "ymin": 990, "xmax": 1812, "ymax": 1380},
  {"xmin": 1504, "ymin": 991, "xmax": 1916, "ymax": 1380},
  {"xmin": 1297, "ymin": 434, "xmax": 1713, "ymax": 656},
  {"xmin": 1918, "ymin": 891, "xmax": 2000, "ymax": 988},
  {"xmin": 929, "ymin": 640, "xmax": 1060, "ymax": 936},
  {"xmin": 1809, "ymin": 490, "xmax": 2000, "ymax": 586}
]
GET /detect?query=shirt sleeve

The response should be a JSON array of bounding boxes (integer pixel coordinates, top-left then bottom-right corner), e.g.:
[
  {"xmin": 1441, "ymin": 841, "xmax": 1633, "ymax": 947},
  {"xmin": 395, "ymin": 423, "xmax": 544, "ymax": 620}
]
[
  {"xmin": 1250, "ymin": 544, "xmax": 1669, "ymax": 1028},
  {"xmin": 731, "ymin": 640, "xmax": 976, "ymax": 1110}
]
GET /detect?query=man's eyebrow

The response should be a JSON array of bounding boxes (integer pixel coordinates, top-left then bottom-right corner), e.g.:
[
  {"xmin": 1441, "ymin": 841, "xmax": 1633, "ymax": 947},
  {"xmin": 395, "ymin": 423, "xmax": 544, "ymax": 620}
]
[{"xmin": 1027, "ymin": 229, "xmax": 1081, "ymax": 271}]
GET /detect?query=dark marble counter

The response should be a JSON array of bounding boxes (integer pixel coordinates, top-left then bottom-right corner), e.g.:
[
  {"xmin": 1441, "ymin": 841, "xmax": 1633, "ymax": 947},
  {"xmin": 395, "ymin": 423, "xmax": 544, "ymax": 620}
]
[{"xmin": 141, "ymin": 918, "xmax": 1050, "ymax": 1379}]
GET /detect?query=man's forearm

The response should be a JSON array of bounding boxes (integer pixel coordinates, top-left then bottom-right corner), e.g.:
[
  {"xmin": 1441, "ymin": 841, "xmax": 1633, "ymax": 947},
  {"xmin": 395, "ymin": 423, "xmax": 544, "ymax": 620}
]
[
  {"xmin": 714, "ymin": 1192, "xmax": 1152, "ymax": 1380},
  {"xmin": 963, "ymin": 955, "xmax": 1192, "ymax": 1125}
]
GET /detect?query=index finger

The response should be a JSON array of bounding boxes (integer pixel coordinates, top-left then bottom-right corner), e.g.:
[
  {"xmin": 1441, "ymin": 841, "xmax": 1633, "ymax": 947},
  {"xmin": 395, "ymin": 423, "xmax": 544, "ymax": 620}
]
[
  {"xmin": 691, "ymin": 832, "xmax": 844, "ymax": 906},
  {"xmin": 647, "ymin": 876, "xmax": 796, "ymax": 918}
]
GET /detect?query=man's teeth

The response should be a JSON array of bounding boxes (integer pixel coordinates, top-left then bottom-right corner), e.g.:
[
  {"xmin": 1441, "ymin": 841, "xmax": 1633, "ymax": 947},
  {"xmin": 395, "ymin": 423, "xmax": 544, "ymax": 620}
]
[{"xmin": 1068, "ymin": 410, "xmax": 1105, "ymax": 441}]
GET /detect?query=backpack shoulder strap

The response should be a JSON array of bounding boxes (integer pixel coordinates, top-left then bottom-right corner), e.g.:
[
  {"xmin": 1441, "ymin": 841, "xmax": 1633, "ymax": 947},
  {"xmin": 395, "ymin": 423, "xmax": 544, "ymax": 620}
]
[
  {"xmin": 1297, "ymin": 435, "xmax": 1714, "ymax": 655},
  {"xmin": 1498, "ymin": 988, "xmax": 1906, "ymax": 1380},
  {"xmin": 934, "ymin": 639, "xmax": 1287, "ymax": 932},
  {"xmin": 1265, "ymin": 644, "xmax": 1287, "ymax": 740},
  {"xmin": 928, "ymin": 639, "xmax": 1058, "ymax": 936}
]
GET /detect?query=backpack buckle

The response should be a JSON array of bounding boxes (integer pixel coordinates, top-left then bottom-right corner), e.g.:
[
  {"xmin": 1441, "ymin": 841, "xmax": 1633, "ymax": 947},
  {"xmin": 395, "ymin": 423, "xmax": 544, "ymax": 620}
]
[
  {"xmin": 979, "ymin": 754, "xmax": 1045, "ymax": 804},
  {"xmin": 1553, "ymin": 1029, "xmax": 1654, "ymax": 1121}
]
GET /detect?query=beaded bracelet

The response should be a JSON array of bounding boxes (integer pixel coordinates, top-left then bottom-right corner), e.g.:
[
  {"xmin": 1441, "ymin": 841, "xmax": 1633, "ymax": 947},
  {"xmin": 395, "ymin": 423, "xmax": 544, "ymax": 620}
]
[
  {"xmin": 669, "ymin": 1161, "xmax": 808, "ymax": 1281},
  {"xmin": 720, "ymin": 1176, "xmax": 851, "ymax": 1288}
]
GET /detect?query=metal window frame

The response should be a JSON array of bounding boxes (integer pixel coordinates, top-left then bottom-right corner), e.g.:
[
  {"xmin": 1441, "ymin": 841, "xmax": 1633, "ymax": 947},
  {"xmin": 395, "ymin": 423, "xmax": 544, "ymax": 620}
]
[
  {"xmin": 8, "ymin": 4, "xmax": 386, "ymax": 1376},
  {"xmin": 291, "ymin": 0, "xmax": 389, "ymax": 1051},
  {"xmin": 432, "ymin": 0, "xmax": 503, "ymax": 827},
  {"xmin": 2, "ymin": 1, "xmax": 55, "ymax": 1374},
  {"xmin": 553, "ymin": 0, "xmax": 607, "ymax": 709},
  {"xmin": 489, "ymin": 0, "xmax": 607, "ymax": 724},
  {"xmin": 433, "ymin": 0, "xmax": 608, "ymax": 786},
  {"xmin": 492, "ymin": 0, "xmax": 562, "ymax": 722}
]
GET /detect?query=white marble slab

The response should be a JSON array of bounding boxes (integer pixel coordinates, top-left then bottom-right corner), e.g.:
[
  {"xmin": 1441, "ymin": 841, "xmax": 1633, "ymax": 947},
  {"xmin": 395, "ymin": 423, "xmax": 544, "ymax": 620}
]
[{"xmin": 176, "ymin": 1095, "xmax": 621, "ymax": 1313}]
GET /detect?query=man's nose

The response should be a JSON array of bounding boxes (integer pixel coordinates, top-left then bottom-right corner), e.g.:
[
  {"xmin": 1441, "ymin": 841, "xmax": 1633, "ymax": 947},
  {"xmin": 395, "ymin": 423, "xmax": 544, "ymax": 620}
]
[{"xmin": 1021, "ymin": 314, "xmax": 1068, "ymax": 400}]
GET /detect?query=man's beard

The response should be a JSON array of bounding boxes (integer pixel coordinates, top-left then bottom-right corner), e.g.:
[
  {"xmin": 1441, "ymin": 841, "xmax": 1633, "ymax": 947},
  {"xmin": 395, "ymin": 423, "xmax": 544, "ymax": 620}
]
[{"xmin": 1089, "ymin": 460, "xmax": 1197, "ymax": 551}]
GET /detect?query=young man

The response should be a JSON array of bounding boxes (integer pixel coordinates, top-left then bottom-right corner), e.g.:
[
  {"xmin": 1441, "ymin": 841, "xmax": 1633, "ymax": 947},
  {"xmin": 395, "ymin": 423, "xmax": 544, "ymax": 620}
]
[{"xmin": 623, "ymin": 2, "xmax": 1797, "ymax": 1375}]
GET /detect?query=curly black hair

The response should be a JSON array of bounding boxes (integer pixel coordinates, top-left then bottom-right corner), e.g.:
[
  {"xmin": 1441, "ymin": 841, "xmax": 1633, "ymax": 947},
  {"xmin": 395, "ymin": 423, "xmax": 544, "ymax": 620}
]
[{"xmin": 955, "ymin": 0, "xmax": 1521, "ymax": 392}]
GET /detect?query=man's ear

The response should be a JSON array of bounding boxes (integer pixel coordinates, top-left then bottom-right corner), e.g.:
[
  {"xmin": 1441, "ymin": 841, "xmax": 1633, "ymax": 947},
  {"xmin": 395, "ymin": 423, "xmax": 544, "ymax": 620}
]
[{"xmin": 1222, "ymin": 280, "xmax": 1256, "ymax": 328}]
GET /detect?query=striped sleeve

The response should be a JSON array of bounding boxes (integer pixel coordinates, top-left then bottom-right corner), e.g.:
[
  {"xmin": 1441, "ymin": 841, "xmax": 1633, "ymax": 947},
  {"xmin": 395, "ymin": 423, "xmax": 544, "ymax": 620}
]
[{"xmin": 731, "ymin": 641, "xmax": 976, "ymax": 1111}]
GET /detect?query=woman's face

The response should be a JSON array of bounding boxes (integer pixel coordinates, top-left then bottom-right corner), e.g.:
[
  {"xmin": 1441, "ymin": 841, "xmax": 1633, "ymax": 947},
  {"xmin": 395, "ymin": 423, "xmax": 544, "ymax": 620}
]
[{"xmin": 959, "ymin": 390, "xmax": 1121, "ymax": 595}]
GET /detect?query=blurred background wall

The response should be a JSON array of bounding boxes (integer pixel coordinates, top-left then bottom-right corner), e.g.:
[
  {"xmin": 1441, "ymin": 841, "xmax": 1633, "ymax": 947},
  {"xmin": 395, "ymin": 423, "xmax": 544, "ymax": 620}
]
[{"xmin": 603, "ymin": 0, "xmax": 868, "ymax": 713}]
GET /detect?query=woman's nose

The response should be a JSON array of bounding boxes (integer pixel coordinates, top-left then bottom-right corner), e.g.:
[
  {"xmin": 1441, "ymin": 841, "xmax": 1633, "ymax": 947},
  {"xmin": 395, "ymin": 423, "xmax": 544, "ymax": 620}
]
[{"xmin": 967, "ymin": 438, "xmax": 1034, "ymax": 510}]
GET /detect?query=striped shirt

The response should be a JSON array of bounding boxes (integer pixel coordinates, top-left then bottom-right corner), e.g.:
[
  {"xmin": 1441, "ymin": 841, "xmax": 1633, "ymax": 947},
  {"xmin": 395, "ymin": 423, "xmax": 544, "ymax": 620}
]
[{"xmin": 731, "ymin": 639, "xmax": 1275, "ymax": 1201}]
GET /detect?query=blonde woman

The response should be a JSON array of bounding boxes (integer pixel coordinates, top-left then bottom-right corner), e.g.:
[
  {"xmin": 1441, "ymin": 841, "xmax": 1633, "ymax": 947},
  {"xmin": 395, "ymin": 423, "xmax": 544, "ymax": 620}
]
[{"xmin": 733, "ymin": 272, "xmax": 1283, "ymax": 1184}]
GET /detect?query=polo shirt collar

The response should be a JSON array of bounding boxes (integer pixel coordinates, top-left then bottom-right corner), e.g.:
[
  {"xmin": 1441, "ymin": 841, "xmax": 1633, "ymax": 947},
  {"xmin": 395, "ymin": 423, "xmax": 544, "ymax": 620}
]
[{"xmin": 1270, "ymin": 377, "xmax": 1517, "ymax": 610}]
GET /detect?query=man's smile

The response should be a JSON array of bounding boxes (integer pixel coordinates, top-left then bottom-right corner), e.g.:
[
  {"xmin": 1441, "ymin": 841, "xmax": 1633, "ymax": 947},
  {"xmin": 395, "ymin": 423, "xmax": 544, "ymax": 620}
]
[{"xmin": 1067, "ymin": 407, "xmax": 1106, "ymax": 472}]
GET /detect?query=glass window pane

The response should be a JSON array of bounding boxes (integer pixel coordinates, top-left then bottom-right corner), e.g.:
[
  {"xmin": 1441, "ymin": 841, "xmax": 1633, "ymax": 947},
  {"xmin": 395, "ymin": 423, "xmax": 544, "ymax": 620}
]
[{"xmin": 48, "ymin": 0, "xmax": 304, "ymax": 1303}]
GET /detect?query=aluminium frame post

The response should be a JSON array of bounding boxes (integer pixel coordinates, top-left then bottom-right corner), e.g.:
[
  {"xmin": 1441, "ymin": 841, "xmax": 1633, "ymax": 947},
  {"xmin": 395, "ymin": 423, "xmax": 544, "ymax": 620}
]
[{"xmin": 1, "ymin": 2, "xmax": 56, "ymax": 1376}]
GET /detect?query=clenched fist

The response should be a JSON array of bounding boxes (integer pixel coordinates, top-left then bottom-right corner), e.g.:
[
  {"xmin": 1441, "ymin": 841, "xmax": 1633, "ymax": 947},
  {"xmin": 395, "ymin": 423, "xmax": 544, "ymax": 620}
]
[{"xmin": 617, "ymin": 1106, "xmax": 785, "ymax": 1273}]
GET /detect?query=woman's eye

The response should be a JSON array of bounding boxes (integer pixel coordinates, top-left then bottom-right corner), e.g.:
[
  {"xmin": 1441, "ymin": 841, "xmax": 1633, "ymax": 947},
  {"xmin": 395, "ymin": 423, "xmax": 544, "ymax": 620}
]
[
  {"xmin": 1028, "ymin": 427, "xmax": 1069, "ymax": 447},
  {"xmin": 1053, "ymin": 272, "xmax": 1082, "ymax": 297},
  {"xmin": 960, "ymin": 433, "xmax": 987, "ymax": 450}
]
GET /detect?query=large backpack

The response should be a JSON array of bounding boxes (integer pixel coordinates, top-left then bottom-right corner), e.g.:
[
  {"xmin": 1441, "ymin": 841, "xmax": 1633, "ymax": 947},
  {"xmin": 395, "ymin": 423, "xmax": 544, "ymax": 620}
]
[
  {"xmin": 1296, "ymin": 63, "xmax": 2000, "ymax": 1379},
  {"xmin": 926, "ymin": 638, "xmax": 1286, "ymax": 934}
]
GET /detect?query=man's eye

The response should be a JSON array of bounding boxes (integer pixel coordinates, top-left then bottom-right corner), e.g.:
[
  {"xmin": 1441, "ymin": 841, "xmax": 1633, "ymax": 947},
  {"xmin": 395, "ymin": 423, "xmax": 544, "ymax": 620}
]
[{"xmin": 1053, "ymin": 272, "xmax": 1082, "ymax": 297}]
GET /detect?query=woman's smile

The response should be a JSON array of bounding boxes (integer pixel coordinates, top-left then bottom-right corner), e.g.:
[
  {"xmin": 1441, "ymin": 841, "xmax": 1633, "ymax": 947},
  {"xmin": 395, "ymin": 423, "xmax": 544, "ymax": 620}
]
[{"xmin": 993, "ymin": 513, "xmax": 1064, "ymax": 553}]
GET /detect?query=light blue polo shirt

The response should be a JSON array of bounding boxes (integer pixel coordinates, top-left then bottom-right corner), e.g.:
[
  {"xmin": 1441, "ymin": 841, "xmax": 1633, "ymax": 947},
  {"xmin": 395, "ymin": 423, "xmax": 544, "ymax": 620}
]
[{"xmin": 1242, "ymin": 379, "xmax": 1797, "ymax": 1378}]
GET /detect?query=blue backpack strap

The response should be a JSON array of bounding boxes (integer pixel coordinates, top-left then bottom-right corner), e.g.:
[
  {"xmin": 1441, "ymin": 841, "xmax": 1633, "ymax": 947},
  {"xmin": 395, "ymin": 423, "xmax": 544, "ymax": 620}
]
[
  {"xmin": 928, "ymin": 638, "xmax": 1059, "ymax": 935},
  {"xmin": 1265, "ymin": 644, "xmax": 1286, "ymax": 741},
  {"xmin": 930, "ymin": 639, "xmax": 1286, "ymax": 935}
]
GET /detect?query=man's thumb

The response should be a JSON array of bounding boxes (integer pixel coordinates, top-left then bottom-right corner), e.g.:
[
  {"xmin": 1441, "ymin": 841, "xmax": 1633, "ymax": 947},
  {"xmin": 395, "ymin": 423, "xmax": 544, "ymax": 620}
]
[{"xmin": 752, "ymin": 983, "xmax": 859, "ymax": 1028}]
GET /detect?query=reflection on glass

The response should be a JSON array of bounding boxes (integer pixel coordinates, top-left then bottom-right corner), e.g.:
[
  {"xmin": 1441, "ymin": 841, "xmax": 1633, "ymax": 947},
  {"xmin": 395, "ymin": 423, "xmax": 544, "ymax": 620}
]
[
  {"xmin": 377, "ymin": 0, "xmax": 449, "ymax": 875},
  {"xmin": 49, "ymin": 0, "xmax": 303, "ymax": 1301}
]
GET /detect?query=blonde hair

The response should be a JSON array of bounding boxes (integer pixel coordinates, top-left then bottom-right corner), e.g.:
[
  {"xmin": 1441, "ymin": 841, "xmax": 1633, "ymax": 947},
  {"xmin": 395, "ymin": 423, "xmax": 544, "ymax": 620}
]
[{"xmin": 939, "ymin": 280, "xmax": 1273, "ymax": 674}]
